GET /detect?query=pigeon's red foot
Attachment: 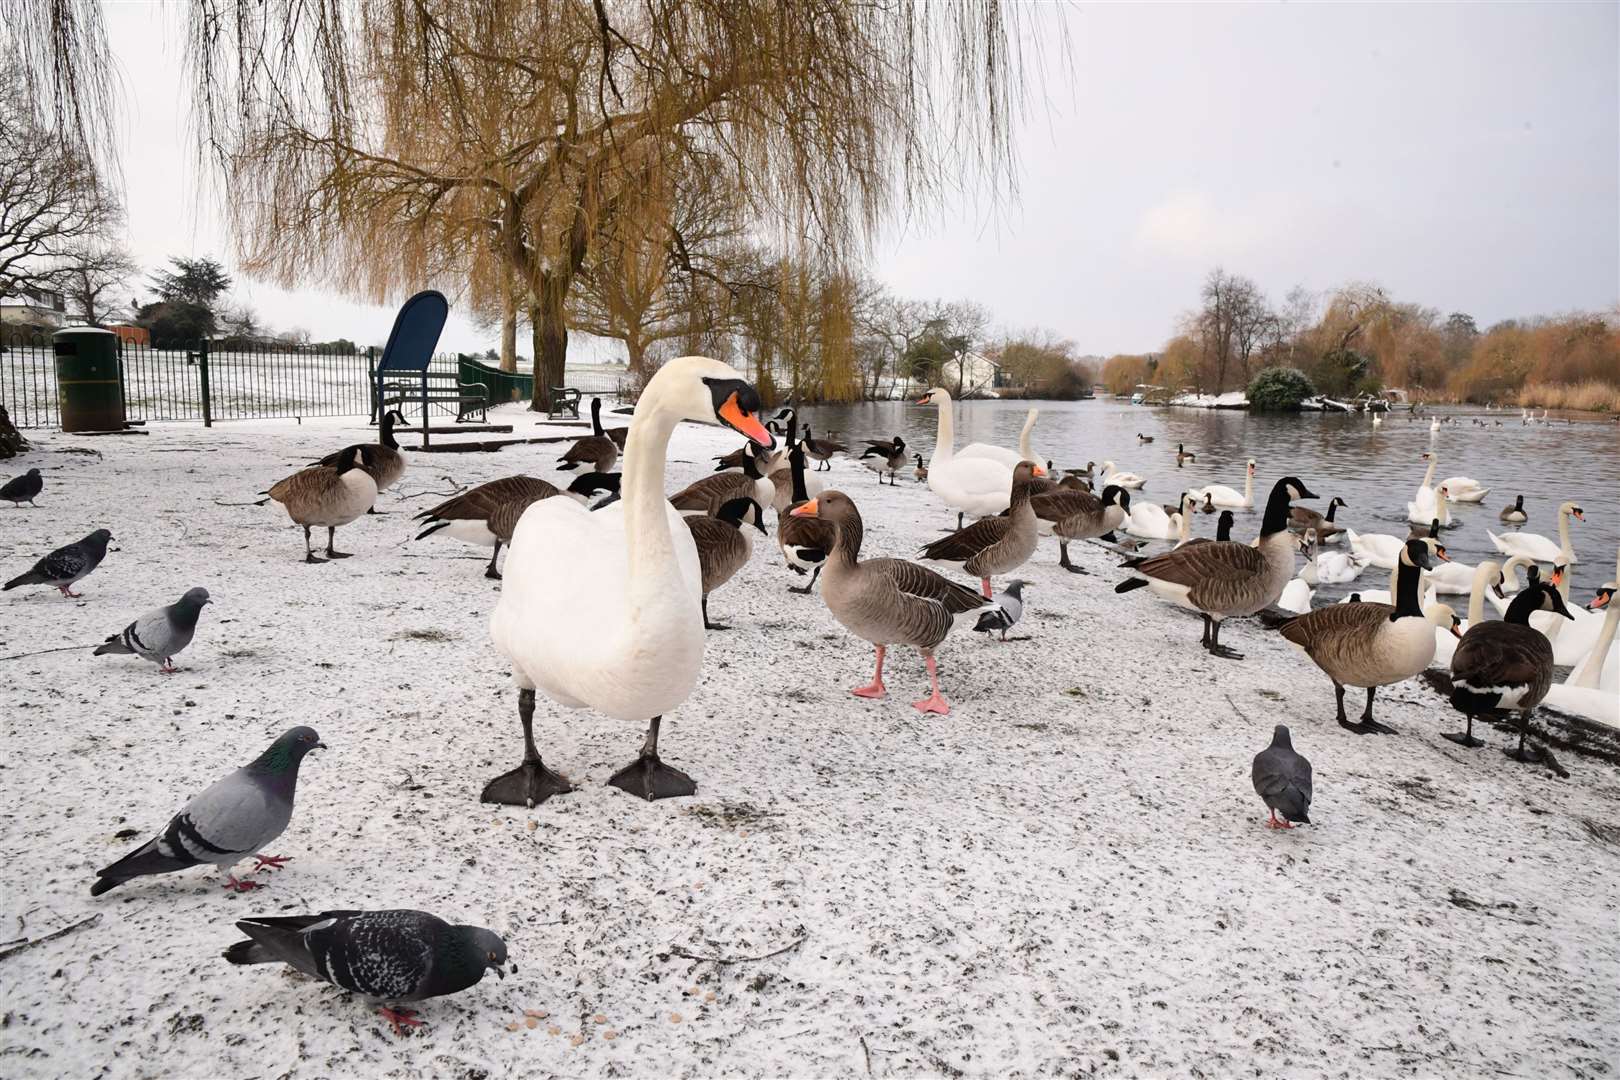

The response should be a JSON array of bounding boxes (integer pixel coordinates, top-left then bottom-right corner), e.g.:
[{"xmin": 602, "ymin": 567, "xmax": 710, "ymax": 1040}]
[
  {"xmin": 222, "ymin": 875, "xmax": 265, "ymax": 892},
  {"xmin": 379, "ymin": 1006, "xmax": 425, "ymax": 1036},
  {"xmin": 160, "ymin": 661, "xmax": 178, "ymax": 674},
  {"xmin": 252, "ymin": 854, "xmax": 292, "ymax": 873},
  {"xmin": 58, "ymin": 586, "xmax": 83, "ymax": 598},
  {"xmin": 1265, "ymin": 811, "xmax": 1294, "ymax": 830}
]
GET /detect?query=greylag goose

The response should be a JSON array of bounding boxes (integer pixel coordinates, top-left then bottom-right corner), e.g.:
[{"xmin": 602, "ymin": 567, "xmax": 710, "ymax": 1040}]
[
  {"xmin": 1115, "ymin": 475, "xmax": 1318, "ymax": 659},
  {"xmin": 316, "ymin": 409, "xmax": 407, "ymax": 508},
  {"xmin": 801, "ymin": 427, "xmax": 846, "ymax": 471},
  {"xmin": 265, "ymin": 445, "xmax": 378, "ymax": 562},
  {"xmin": 1498, "ymin": 494, "xmax": 1527, "ymax": 524},
  {"xmin": 556, "ymin": 398, "xmax": 619, "ymax": 472},
  {"xmin": 487, "ymin": 357, "xmax": 774, "ymax": 806},
  {"xmin": 1444, "ymin": 578, "xmax": 1572, "ymax": 756},
  {"xmin": 1290, "ymin": 496, "xmax": 1348, "ymax": 540},
  {"xmin": 858, "ymin": 436, "xmax": 907, "ymax": 485},
  {"xmin": 919, "ymin": 461, "xmax": 1043, "ymax": 597},
  {"xmin": 777, "ymin": 441, "xmax": 835, "ymax": 594},
  {"xmin": 791, "ymin": 491, "xmax": 986, "ymax": 713},
  {"xmin": 1277, "ymin": 538, "xmax": 1456, "ymax": 733},
  {"xmin": 1031, "ymin": 483, "xmax": 1131, "ymax": 574},
  {"xmin": 684, "ymin": 497, "xmax": 766, "ymax": 629},
  {"xmin": 414, "ymin": 473, "xmax": 617, "ymax": 578}
]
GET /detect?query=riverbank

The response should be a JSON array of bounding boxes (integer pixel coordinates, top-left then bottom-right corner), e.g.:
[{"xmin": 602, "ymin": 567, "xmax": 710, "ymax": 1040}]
[{"xmin": 1, "ymin": 412, "xmax": 1617, "ymax": 1078}]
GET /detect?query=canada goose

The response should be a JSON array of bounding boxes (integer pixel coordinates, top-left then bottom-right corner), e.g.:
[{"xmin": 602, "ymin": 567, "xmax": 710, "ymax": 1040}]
[
  {"xmin": 1407, "ymin": 483, "xmax": 1451, "ymax": 527},
  {"xmin": 1137, "ymin": 433, "xmax": 1154, "ymax": 444},
  {"xmin": 1406, "ymin": 517, "xmax": 1442, "ymax": 543},
  {"xmin": 800, "ymin": 427, "xmax": 846, "ymax": 471},
  {"xmin": 1444, "ymin": 578, "xmax": 1571, "ymax": 756},
  {"xmin": 316, "ymin": 410, "xmax": 407, "ymax": 509},
  {"xmin": 1499, "ymin": 494, "xmax": 1528, "ymax": 524},
  {"xmin": 1191, "ymin": 459, "xmax": 1256, "ymax": 509},
  {"xmin": 1252, "ymin": 725, "xmax": 1311, "ymax": 829},
  {"xmin": 913, "ymin": 454, "xmax": 928, "ymax": 483},
  {"xmin": 265, "ymin": 445, "xmax": 378, "ymax": 563},
  {"xmin": 790, "ymin": 491, "xmax": 987, "ymax": 713},
  {"xmin": 919, "ymin": 461, "xmax": 1044, "ymax": 597},
  {"xmin": 712, "ymin": 443, "xmax": 764, "ymax": 472},
  {"xmin": 684, "ymin": 497, "xmax": 766, "ymax": 629},
  {"xmin": 955, "ymin": 408, "xmax": 1040, "ymax": 469},
  {"xmin": 1031, "ymin": 484, "xmax": 1131, "ymax": 573},
  {"xmin": 1068, "ymin": 461, "xmax": 1097, "ymax": 482},
  {"xmin": 670, "ymin": 450, "xmax": 774, "ymax": 516},
  {"xmin": 414, "ymin": 473, "xmax": 616, "ymax": 579},
  {"xmin": 858, "ymin": 436, "xmax": 907, "ymax": 485},
  {"xmin": 1175, "ymin": 443, "xmax": 1196, "ymax": 467},
  {"xmin": 556, "ymin": 398, "xmax": 619, "ymax": 472},
  {"xmin": 1488, "ymin": 501, "xmax": 1582, "ymax": 565},
  {"xmin": 916, "ymin": 386, "xmax": 1015, "ymax": 529},
  {"xmin": 1278, "ymin": 539, "xmax": 1456, "ymax": 733},
  {"xmin": 486, "ymin": 356, "xmax": 774, "ymax": 806},
  {"xmin": 778, "ymin": 440, "xmax": 836, "ymax": 595},
  {"xmin": 1115, "ymin": 475, "xmax": 1318, "ymax": 659},
  {"xmin": 1214, "ymin": 510, "xmax": 1235, "ymax": 542},
  {"xmin": 1290, "ymin": 496, "xmax": 1347, "ymax": 540}
]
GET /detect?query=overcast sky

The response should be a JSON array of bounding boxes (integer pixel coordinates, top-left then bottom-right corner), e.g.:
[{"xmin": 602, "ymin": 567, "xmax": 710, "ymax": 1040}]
[{"xmin": 100, "ymin": 1, "xmax": 1618, "ymax": 356}]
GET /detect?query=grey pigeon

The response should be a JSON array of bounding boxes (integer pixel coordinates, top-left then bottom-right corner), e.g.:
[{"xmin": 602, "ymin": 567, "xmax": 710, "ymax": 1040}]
[
  {"xmin": 1, "ymin": 468, "xmax": 43, "ymax": 507},
  {"xmin": 224, "ymin": 909, "xmax": 509, "ymax": 1035},
  {"xmin": 3, "ymin": 528, "xmax": 113, "ymax": 597},
  {"xmin": 973, "ymin": 579, "xmax": 1029, "ymax": 641},
  {"xmin": 90, "ymin": 726, "xmax": 325, "ymax": 896},
  {"xmin": 1251, "ymin": 724, "xmax": 1313, "ymax": 829},
  {"xmin": 93, "ymin": 587, "xmax": 211, "ymax": 673}
]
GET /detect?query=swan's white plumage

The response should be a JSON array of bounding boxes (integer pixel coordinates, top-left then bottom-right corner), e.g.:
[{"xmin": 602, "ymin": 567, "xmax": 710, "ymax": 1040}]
[
  {"xmin": 956, "ymin": 409, "xmax": 1038, "ymax": 469},
  {"xmin": 920, "ymin": 386, "xmax": 1014, "ymax": 518},
  {"xmin": 1346, "ymin": 528, "xmax": 1405, "ymax": 570},
  {"xmin": 1189, "ymin": 460, "xmax": 1254, "ymax": 508}
]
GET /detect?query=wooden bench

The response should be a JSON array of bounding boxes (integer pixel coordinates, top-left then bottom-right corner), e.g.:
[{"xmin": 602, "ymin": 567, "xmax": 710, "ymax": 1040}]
[{"xmin": 547, "ymin": 386, "xmax": 581, "ymax": 420}]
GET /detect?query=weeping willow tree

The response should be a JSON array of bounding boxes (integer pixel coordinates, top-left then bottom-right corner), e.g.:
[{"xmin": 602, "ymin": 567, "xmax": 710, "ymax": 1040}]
[
  {"xmin": 179, "ymin": 0, "xmax": 1029, "ymax": 409},
  {"xmin": 3, "ymin": 0, "xmax": 117, "ymax": 170}
]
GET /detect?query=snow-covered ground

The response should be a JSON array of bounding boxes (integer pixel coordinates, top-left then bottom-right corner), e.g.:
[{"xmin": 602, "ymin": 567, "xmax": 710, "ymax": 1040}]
[{"xmin": 2, "ymin": 407, "xmax": 1617, "ymax": 1079}]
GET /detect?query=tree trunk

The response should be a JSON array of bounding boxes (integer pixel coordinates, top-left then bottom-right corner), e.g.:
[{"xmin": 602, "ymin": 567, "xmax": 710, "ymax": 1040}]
[
  {"xmin": 528, "ymin": 276, "xmax": 568, "ymax": 412},
  {"xmin": 499, "ymin": 285, "xmax": 517, "ymax": 373}
]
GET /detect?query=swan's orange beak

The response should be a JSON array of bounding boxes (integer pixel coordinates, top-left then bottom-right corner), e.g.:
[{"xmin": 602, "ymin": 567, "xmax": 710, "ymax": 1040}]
[
  {"xmin": 1449, "ymin": 619, "xmax": 1463, "ymax": 639},
  {"xmin": 791, "ymin": 498, "xmax": 820, "ymax": 518},
  {"xmin": 914, "ymin": 394, "xmax": 932, "ymax": 405},
  {"xmin": 1550, "ymin": 565, "xmax": 1566, "ymax": 585},
  {"xmin": 1591, "ymin": 589, "xmax": 1611, "ymax": 610},
  {"xmin": 1434, "ymin": 544, "xmax": 1451, "ymax": 562},
  {"xmin": 718, "ymin": 392, "xmax": 773, "ymax": 448},
  {"xmin": 1573, "ymin": 508, "xmax": 1586, "ymax": 521}
]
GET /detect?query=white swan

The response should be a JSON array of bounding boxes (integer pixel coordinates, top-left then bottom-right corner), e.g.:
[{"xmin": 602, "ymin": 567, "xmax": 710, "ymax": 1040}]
[
  {"xmin": 1279, "ymin": 528, "xmax": 1317, "ymax": 613},
  {"xmin": 1126, "ymin": 493, "xmax": 1191, "ymax": 540},
  {"xmin": 1424, "ymin": 556, "xmax": 1481, "ymax": 595},
  {"xmin": 915, "ymin": 386, "xmax": 1015, "ymax": 528},
  {"xmin": 1099, "ymin": 459, "xmax": 1146, "ymax": 490},
  {"xmin": 1429, "ymin": 417, "xmax": 1440, "ymax": 435},
  {"xmin": 955, "ymin": 408, "xmax": 1039, "ymax": 469},
  {"xmin": 1434, "ymin": 560, "xmax": 1503, "ymax": 667},
  {"xmin": 1346, "ymin": 527, "xmax": 1406, "ymax": 570},
  {"xmin": 1407, "ymin": 483, "xmax": 1451, "ymax": 527},
  {"xmin": 1489, "ymin": 501, "xmax": 1583, "ymax": 565},
  {"xmin": 1191, "ymin": 459, "xmax": 1255, "ymax": 508},
  {"xmin": 1411, "ymin": 451, "xmax": 1437, "ymax": 510},
  {"xmin": 1440, "ymin": 474, "xmax": 1489, "ymax": 503},
  {"xmin": 486, "ymin": 356, "xmax": 776, "ymax": 806},
  {"xmin": 1531, "ymin": 549, "xmax": 1618, "ymax": 667},
  {"xmin": 1316, "ymin": 549, "xmax": 1369, "ymax": 584},
  {"xmin": 1543, "ymin": 564, "xmax": 1619, "ymax": 723},
  {"xmin": 1487, "ymin": 555, "xmax": 1538, "ymax": 616}
]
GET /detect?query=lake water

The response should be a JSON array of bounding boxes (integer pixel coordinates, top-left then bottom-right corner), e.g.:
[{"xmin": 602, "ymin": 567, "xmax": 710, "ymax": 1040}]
[{"xmin": 798, "ymin": 397, "xmax": 1620, "ymax": 602}]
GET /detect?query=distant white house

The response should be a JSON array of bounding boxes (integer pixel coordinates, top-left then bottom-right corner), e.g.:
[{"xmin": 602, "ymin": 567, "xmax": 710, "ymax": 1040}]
[
  {"xmin": 0, "ymin": 285, "xmax": 68, "ymax": 331},
  {"xmin": 885, "ymin": 349, "xmax": 1003, "ymax": 400}
]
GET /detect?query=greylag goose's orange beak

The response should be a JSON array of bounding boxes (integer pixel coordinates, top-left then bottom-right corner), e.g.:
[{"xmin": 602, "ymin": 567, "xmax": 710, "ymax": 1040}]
[
  {"xmin": 790, "ymin": 498, "xmax": 821, "ymax": 518},
  {"xmin": 1033, "ymin": 465, "xmax": 1046, "ymax": 476},
  {"xmin": 718, "ymin": 392, "xmax": 773, "ymax": 448}
]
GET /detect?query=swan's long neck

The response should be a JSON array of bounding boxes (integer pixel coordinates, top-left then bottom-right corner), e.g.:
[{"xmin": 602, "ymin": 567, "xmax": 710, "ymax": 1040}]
[
  {"xmin": 1176, "ymin": 504, "xmax": 1191, "ymax": 545},
  {"xmin": 1244, "ymin": 468, "xmax": 1253, "ymax": 505},
  {"xmin": 1018, "ymin": 409, "xmax": 1036, "ymax": 460},
  {"xmin": 1420, "ymin": 455, "xmax": 1436, "ymax": 490},
  {"xmin": 620, "ymin": 400, "xmax": 683, "ymax": 598},
  {"xmin": 933, "ymin": 392, "xmax": 956, "ymax": 462},
  {"xmin": 1569, "ymin": 601, "xmax": 1618, "ymax": 689},
  {"xmin": 1557, "ymin": 507, "xmax": 1575, "ymax": 562},
  {"xmin": 1467, "ymin": 561, "xmax": 1498, "ymax": 627}
]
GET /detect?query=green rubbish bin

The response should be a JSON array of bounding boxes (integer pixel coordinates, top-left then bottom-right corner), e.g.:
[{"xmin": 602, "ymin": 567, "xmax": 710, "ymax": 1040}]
[{"xmin": 54, "ymin": 326, "xmax": 126, "ymax": 432}]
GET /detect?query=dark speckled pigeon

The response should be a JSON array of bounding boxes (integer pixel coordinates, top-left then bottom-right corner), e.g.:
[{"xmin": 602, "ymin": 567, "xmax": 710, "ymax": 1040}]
[
  {"xmin": 1, "ymin": 468, "xmax": 43, "ymax": 507},
  {"xmin": 1251, "ymin": 724, "xmax": 1313, "ymax": 829},
  {"xmin": 224, "ymin": 909, "xmax": 509, "ymax": 1035},
  {"xmin": 90, "ymin": 726, "xmax": 324, "ymax": 895},
  {"xmin": 4, "ymin": 528, "xmax": 113, "ymax": 597},
  {"xmin": 93, "ymin": 587, "xmax": 211, "ymax": 673}
]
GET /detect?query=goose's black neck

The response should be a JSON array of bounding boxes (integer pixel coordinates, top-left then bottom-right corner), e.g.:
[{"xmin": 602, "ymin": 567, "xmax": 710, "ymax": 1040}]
[
  {"xmin": 1503, "ymin": 586, "xmax": 1543, "ymax": 625},
  {"xmin": 1260, "ymin": 481, "xmax": 1295, "ymax": 538},
  {"xmin": 1391, "ymin": 554, "xmax": 1424, "ymax": 619},
  {"xmin": 1325, "ymin": 500, "xmax": 1340, "ymax": 522},
  {"xmin": 590, "ymin": 397, "xmax": 603, "ymax": 437},
  {"xmin": 379, "ymin": 411, "xmax": 398, "ymax": 450}
]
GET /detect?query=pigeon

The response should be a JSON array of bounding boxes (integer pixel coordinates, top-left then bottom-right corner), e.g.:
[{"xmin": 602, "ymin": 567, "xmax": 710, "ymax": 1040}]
[
  {"xmin": 973, "ymin": 579, "xmax": 1029, "ymax": 641},
  {"xmin": 93, "ymin": 587, "xmax": 211, "ymax": 673},
  {"xmin": 1, "ymin": 467, "xmax": 43, "ymax": 507},
  {"xmin": 1251, "ymin": 724, "xmax": 1312, "ymax": 829},
  {"xmin": 90, "ymin": 726, "xmax": 325, "ymax": 896},
  {"xmin": 224, "ymin": 909, "xmax": 509, "ymax": 1035},
  {"xmin": 3, "ymin": 528, "xmax": 113, "ymax": 597}
]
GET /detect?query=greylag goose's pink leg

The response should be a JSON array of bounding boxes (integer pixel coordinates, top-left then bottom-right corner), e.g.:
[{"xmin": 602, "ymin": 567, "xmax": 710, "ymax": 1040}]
[
  {"xmin": 912, "ymin": 653, "xmax": 949, "ymax": 714},
  {"xmin": 852, "ymin": 646, "xmax": 887, "ymax": 699}
]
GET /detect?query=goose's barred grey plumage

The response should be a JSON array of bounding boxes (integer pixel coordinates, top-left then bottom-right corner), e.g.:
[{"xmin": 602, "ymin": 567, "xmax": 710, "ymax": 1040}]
[
  {"xmin": 1, "ymin": 467, "xmax": 43, "ymax": 506},
  {"xmin": 3, "ymin": 528, "xmax": 113, "ymax": 597},
  {"xmin": 90, "ymin": 726, "xmax": 324, "ymax": 896},
  {"xmin": 1252, "ymin": 725, "xmax": 1312, "ymax": 828},
  {"xmin": 93, "ymin": 586, "xmax": 211, "ymax": 672},
  {"xmin": 224, "ymin": 909, "xmax": 507, "ymax": 1036}
]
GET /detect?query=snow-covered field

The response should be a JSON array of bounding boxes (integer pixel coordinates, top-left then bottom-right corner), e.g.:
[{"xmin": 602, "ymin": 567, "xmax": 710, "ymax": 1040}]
[{"xmin": 2, "ymin": 407, "xmax": 1617, "ymax": 1079}]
